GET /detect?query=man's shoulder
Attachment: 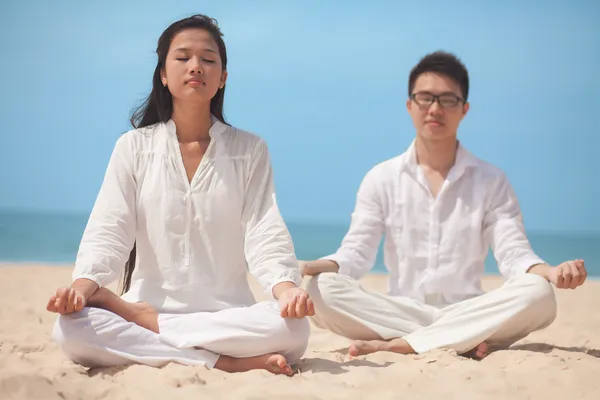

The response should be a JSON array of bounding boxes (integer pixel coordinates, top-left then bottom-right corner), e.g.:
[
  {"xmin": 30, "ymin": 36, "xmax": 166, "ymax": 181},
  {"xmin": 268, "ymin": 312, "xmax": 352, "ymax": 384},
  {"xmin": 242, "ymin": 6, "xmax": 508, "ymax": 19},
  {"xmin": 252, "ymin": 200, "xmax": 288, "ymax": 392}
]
[
  {"xmin": 364, "ymin": 153, "xmax": 407, "ymax": 182},
  {"xmin": 468, "ymin": 153, "xmax": 509, "ymax": 184}
]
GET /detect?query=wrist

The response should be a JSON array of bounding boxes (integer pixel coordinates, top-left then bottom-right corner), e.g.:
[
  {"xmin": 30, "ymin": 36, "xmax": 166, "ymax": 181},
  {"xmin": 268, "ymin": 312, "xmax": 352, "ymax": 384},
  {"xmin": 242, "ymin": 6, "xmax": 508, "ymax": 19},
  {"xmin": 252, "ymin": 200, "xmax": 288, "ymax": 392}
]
[
  {"xmin": 527, "ymin": 263, "xmax": 553, "ymax": 280},
  {"xmin": 272, "ymin": 281, "xmax": 297, "ymax": 299},
  {"xmin": 71, "ymin": 278, "xmax": 100, "ymax": 301},
  {"xmin": 304, "ymin": 259, "xmax": 340, "ymax": 276}
]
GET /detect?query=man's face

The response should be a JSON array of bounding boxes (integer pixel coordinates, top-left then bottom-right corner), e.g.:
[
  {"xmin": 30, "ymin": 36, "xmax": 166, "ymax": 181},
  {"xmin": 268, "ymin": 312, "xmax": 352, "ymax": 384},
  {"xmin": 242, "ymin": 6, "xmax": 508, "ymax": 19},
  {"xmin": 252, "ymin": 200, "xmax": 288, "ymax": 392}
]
[{"xmin": 406, "ymin": 72, "xmax": 469, "ymax": 141}]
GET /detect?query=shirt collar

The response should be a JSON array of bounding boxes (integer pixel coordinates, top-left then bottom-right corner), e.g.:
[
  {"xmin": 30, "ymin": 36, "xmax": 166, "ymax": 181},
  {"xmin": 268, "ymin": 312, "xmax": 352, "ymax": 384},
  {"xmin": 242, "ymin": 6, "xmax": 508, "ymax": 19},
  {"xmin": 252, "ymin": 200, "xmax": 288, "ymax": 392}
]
[
  {"xmin": 402, "ymin": 139, "xmax": 478, "ymax": 180},
  {"xmin": 165, "ymin": 114, "xmax": 228, "ymax": 139}
]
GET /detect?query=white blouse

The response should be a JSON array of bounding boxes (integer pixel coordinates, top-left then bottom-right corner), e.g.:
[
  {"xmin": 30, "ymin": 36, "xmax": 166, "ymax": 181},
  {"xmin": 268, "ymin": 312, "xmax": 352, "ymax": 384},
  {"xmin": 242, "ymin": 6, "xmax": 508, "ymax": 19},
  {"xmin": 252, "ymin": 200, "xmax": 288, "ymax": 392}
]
[
  {"xmin": 323, "ymin": 141, "xmax": 546, "ymax": 306},
  {"xmin": 73, "ymin": 117, "xmax": 301, "ymax": 313}
]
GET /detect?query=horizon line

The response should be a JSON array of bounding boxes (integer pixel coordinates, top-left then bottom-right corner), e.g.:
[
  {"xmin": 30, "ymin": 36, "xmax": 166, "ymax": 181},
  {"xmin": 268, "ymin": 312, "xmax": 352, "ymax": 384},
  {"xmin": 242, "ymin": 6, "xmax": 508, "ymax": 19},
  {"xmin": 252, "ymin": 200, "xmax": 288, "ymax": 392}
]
[{"xmin": 1, "ymin": 208, "xmax": 599, "ymax": 237}]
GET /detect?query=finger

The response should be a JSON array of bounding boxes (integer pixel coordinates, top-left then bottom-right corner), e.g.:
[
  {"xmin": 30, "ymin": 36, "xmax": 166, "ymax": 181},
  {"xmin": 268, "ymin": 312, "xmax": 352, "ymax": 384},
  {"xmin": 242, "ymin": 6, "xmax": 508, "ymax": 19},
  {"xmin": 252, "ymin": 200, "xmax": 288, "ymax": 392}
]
[
  {"xmin": 280, "ymin": 301, "xmax": 288, "ymax": 318},
  {"xmin": 575, "ymin": 260, "xmax": 587, "ymax": 281},
  {"xmin": 569, "ymin": 261, "xmax": 582, "ymax": 288},
  {"xmin": 562, "ymin": 266, "xmax": 572, "ymax": 289},
  {"xmin": 296, "ymin": 294, "xmax": 306, "ymax": 318},
  {"xmin": 46, "ymin": 296, "xmax": 57, "ymax": 312},
  {"xmin": 61, "ymin": 289, "xmax": 71, "ymax": 313},
  {"xmin": 66, "ymin": 289, "xmax": 76, "ymax": 314},
  {"xmin": 56, "ymin": 287, "xmax": 69, "ymax": 299},
  {"xmin": 563, "ymin": 262, "xmax": 575, "ymax": 288},
  {"xmin": 287, "ymin": 296, "xmax": 298, "ymax": 318},
  {"xmin": 74, "ymin": 294, "xmax": 84, "ymax": 311},
  {"xmin": 303, "ymin": 294, "xmax": 310, "ymax": 316},
  {"xmin": 55, "ymin": 292, "xmax": 66, "ymax": 314},
  {"xmin": 556, "ymin": 268, "xmax": 565, "ymax": 288},
  {"xmin": 581, "ymin": 265, "xmax": 588, "ymax": 283},
  {"xmin": 307, "ymin": 298, "xmax": 315, "ymax": 316}
]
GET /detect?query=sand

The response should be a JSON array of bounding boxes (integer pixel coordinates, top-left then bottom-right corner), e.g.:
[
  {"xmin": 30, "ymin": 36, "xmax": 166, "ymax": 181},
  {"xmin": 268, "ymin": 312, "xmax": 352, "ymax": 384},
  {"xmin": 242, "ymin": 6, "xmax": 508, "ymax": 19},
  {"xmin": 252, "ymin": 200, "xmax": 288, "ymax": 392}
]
[{"xmin": 0, "ymin": 265, "xmax": 598, "ymax": 400}]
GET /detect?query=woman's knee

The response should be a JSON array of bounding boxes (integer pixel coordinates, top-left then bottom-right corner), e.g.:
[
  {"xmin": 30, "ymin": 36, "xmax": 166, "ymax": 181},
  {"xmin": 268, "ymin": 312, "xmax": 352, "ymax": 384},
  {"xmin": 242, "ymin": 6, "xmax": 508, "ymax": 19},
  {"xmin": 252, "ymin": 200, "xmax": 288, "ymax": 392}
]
[
  {"xmin": 51, "ymin": 308, "xmax": 113, "ymax": 367},
  {"xmin": 52, "ymin": 312, "xmax": 89, "ymax": 365},
  {"xmin": 260, "ymin": 302, "xmax": 311, "ymax": 362},
  {"xmin": 280, "ymin": 316, "xmax": 310, "ymax": 363}
]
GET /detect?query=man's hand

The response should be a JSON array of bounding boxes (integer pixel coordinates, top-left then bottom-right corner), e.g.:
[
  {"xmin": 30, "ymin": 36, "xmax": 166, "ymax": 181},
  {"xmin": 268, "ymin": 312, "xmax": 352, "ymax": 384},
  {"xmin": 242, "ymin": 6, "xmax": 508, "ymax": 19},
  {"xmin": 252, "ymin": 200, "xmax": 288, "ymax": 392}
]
[
  {"xmin": 548, "ymin": 259, "xmax": 587, "ymax": 289},
  {"xmin": 299, "ymin": 259, "xmax": 340, "ymax": 277},
  {"xmin": 46, "ymin": 287, "xmax": 86, "ymax": 314},
  {"xmin": 277, "ymin": 287, "xmax": 315, "ymax": 318}
]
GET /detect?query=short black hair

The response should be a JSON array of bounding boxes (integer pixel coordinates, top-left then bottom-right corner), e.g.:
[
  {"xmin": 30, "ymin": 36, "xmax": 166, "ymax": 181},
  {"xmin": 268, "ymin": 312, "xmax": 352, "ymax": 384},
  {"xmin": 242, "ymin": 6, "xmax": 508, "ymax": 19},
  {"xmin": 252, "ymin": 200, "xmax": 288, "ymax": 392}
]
[{"xmin": 408, "ymin": 51, "xmax": 469, "ymax": 101}]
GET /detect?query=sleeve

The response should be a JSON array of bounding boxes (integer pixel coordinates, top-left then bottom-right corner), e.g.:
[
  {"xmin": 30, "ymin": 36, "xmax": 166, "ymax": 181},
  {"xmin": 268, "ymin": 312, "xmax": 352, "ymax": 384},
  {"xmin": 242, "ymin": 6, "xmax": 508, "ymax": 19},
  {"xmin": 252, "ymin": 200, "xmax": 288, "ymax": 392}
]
[
  {"xmin": 241, "ymin": 139, "xmax": 301, "ymax": 298},
  {"xmin": 72, "ymin": 135, "xmax": 137, "ymax": 287},
  {"xmin": 320, "ymin": 167, "xmax": 385, "ymax": 280},
  {"xmin": 483, "ymin": 171, "xmax": 545, "ymax": 280}
]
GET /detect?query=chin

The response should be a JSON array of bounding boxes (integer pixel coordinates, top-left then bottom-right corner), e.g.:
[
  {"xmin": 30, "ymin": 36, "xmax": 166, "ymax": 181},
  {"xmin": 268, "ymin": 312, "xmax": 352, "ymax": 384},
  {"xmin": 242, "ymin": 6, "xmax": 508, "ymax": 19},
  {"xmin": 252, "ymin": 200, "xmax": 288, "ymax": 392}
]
[
  {"xmin": 420, "ymin": 129, "xmax": 453, "ymax": 141},
  {"xmin": 175, "ymin": 89, "xmax": 214, "ymax": 103}
]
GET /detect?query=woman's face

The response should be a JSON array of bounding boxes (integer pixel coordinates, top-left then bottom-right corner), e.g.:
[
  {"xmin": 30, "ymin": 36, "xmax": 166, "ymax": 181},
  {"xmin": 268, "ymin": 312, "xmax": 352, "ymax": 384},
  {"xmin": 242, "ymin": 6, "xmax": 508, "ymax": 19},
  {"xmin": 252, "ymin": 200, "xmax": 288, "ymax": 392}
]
[{"xmin": 161, "ymin": 28, "xmax": 227, "ymax": 105}]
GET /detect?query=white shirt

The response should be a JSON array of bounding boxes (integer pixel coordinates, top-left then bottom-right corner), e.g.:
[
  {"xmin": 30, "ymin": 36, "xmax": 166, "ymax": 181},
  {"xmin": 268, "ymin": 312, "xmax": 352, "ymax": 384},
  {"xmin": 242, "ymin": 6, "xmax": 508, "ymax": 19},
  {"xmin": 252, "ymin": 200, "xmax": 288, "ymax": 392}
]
[
  {"xmin": 73, "ymin": 117, "xmax": 301, "ymax": 313},
  {"xmin": 323, "ymin": 141, "xmax": 545, "ymax": 306}
]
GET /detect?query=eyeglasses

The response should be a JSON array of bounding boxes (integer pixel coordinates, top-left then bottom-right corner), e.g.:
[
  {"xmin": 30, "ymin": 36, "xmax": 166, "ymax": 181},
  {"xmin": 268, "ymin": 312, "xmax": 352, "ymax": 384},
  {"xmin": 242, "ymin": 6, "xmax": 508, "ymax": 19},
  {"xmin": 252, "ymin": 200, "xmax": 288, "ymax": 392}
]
[{"xmin": 410, "ymin": 92, "xmax": 464, "ymax": 108}]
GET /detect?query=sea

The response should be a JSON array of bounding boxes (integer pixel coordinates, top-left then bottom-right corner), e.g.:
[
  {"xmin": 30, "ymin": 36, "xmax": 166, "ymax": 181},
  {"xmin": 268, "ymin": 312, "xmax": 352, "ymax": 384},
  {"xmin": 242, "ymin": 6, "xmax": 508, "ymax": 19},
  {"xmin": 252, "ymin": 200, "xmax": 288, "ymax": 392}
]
[{"xmin": 0, "ymin": 210, "xmax": 598, "ymax": 277}]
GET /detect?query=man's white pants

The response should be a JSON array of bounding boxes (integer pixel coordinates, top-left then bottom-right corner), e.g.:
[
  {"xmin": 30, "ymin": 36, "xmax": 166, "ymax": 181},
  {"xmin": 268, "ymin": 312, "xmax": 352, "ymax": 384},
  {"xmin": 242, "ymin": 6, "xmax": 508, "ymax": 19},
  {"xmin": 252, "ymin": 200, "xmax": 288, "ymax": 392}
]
[
  {"xmin": 52, "ymin": 301, "xmax": 310, "ymax": 368},
  {"xmin": 306, "ymin": 273, "xmax": 557, "ymax": 354}
]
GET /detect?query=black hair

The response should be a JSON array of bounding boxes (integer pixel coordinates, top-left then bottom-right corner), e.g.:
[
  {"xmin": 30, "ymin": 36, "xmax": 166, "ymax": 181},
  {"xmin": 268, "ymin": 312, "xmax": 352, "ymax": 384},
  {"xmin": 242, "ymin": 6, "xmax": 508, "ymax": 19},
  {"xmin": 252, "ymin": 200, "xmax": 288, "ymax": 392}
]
[{"xmin": 408, "ymin": 51, "xmax": 469, "ymax": 100}]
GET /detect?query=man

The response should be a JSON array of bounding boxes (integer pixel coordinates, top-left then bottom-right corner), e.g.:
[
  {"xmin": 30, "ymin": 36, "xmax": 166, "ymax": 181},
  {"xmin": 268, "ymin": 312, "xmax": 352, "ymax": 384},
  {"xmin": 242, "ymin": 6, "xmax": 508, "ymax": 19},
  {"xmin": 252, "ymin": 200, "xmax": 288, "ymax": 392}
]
[{"xmin": 301, "ymin": 51, "xmax": 587, "ymax": 360}]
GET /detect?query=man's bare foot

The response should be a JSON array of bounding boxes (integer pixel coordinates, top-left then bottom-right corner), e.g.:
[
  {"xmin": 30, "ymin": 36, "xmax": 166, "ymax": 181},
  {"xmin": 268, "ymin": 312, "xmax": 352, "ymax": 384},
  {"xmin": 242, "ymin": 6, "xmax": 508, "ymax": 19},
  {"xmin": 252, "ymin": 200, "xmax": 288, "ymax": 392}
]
[
  {"xmin": 86, "ymin": 287, "xmax": 159, "ymax": 333},
  {"xmin": 462, "ymin": 342, "xmax": 489, "ymax": 360},
  {"xmin": 348, "ymin": 338, "xmax": 415, "ymax": 359},
  {"xmin": 215, "ymin": 353, "xmax": 293, "ymax": 376}
]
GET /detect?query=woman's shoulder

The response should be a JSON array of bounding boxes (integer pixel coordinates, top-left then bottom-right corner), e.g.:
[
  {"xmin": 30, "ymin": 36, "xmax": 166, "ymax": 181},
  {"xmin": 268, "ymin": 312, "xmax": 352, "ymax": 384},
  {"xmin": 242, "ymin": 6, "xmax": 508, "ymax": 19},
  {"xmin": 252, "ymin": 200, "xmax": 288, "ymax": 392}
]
[
  {"xmin": 219, "ymin": 123, "xmax": 268, "ymax": 155},
  {"xmin": 115, "ymin": 122, "xmax": 170, "ymax": 151}
]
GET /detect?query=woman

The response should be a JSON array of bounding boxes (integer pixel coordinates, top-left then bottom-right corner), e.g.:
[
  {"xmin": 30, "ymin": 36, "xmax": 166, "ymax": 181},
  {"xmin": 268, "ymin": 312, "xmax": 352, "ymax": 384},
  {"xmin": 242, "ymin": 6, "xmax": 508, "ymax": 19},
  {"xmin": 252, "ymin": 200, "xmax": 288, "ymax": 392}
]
[{"xmin": 47, "ymin": 14, "xmax": 313, "ymax": 376}]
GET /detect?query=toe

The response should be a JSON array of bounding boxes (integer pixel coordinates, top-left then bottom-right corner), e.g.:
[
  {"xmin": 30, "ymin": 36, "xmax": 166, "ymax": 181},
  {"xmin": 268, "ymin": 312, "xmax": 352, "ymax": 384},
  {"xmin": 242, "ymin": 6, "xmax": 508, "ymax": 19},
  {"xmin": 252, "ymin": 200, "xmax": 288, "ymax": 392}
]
[{"xmin": 348, "ymin": 343, "xmax": 359, "ymax": 358}]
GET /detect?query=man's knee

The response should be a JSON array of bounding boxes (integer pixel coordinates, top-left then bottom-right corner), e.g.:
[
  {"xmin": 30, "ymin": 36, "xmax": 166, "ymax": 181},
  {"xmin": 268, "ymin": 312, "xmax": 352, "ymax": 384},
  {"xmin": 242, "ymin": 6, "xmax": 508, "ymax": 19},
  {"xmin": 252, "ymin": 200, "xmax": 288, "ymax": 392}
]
[
  {"xmin": 306, "ymin": 272, "xmax": 352, "ymax": 309},
  {"xmin": 518, "ymin": 274, "xmax": 557, "ymax": 326}
]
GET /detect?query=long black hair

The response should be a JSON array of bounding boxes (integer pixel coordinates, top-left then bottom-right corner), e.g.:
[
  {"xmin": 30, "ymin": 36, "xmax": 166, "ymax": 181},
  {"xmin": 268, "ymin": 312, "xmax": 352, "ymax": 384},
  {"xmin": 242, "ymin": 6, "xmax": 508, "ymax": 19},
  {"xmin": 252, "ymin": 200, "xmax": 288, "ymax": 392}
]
[{"xmin": 119, "ymin": 14, "xmax": 229, "ymax": 295}]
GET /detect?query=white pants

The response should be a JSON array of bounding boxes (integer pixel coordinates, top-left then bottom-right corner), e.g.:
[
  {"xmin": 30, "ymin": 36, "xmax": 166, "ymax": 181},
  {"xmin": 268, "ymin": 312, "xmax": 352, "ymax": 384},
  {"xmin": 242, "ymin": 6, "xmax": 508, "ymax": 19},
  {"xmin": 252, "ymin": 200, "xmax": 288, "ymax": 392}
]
[
  {"xmin": 306, "ymin": 273, "xmax": 557, "ymax": 354},
  {"xmin": 52, "ymin": 301, "xmax": 310, "ymax": 368}
]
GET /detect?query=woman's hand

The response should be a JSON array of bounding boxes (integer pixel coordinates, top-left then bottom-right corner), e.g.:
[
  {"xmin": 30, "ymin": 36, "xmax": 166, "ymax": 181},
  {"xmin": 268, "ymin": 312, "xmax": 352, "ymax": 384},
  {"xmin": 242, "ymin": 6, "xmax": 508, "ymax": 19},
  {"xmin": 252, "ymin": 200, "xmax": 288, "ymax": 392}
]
[
  {"xmin": 276, "ymin": 286, "xmax": 315, "ymax": 318},
  {"xmin": 46, "ymin": 287, "xmax": 87, "ymax": 314}
]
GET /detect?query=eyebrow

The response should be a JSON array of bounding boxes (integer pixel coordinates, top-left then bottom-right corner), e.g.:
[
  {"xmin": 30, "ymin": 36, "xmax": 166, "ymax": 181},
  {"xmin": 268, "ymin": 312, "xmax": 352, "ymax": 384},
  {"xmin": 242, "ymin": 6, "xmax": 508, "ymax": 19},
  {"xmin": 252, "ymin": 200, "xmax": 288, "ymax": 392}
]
[{"xmin": 173, "ymin": 47, "xmax": 217, "ymax": 54}]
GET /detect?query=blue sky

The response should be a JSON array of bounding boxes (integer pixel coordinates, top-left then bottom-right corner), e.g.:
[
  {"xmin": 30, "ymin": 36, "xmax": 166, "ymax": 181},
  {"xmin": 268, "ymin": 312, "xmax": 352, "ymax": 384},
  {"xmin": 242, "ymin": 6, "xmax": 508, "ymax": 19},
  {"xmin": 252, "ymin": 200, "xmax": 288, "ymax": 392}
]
[{"xmin": 1, "ymin": 0, "xmax": 599, "ymax": 234}]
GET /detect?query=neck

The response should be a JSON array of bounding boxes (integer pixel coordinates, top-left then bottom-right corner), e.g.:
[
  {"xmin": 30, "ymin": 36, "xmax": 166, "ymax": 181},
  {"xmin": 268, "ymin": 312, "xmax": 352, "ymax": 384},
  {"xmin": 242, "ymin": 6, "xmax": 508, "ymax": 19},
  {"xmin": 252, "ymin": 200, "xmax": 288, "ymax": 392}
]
[
  {"xmin": 171, "ymin": 100, "xmax": 212, "ymax": 143},
  {"xmin": 415, "ymin": 135, "xmax": 458, "ymax": 173}
]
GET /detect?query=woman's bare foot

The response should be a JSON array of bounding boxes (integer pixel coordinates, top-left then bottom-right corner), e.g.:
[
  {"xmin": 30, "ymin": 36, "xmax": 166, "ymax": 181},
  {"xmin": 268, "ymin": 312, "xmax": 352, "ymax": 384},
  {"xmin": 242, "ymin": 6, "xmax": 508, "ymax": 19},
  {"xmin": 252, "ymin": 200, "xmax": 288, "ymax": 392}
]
[
  {"xmin": 348, "ymin": 338, "xmax": 415, "ymax": 359},
  {"xmin": 86, "ymin": 287, "xmax": 159, "ymax": 333},
  {"xmin": 215, "ymin": 353, "xmax": 293, "ymax": 376},
  {"xmin": 462, "ymin": 342, "xmax": 489, "ymax": 360}
]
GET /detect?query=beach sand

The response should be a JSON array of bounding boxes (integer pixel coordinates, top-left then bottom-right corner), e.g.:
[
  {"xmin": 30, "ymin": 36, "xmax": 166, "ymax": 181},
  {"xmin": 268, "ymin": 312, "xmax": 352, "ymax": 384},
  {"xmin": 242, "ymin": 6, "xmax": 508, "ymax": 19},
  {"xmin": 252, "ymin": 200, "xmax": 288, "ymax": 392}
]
[{"xmin": 0, "ymin": 265, "xmax": 598, "ymax": 399}]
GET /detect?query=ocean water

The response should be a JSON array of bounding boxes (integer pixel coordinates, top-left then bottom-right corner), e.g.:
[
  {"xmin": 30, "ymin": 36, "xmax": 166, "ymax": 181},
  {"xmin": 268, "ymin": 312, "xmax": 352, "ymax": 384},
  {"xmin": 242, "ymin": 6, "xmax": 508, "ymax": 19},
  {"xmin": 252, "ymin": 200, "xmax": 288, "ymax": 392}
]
[{"xmin": 0, "ymin": 211, "xmax": 598, "ymax": 277}]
